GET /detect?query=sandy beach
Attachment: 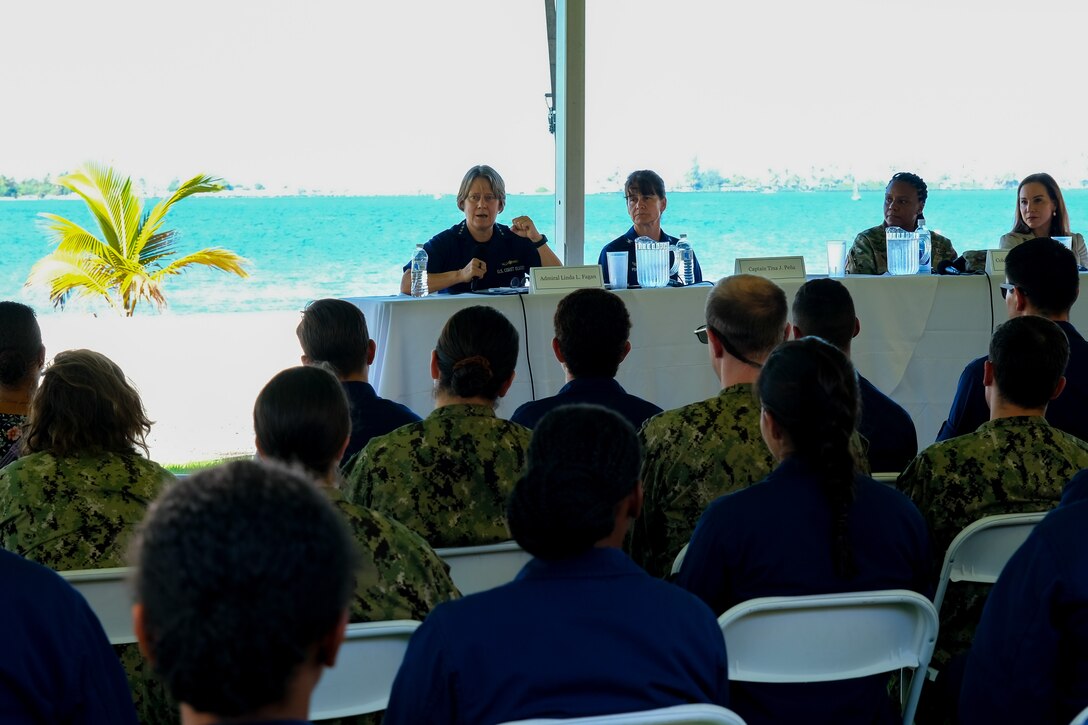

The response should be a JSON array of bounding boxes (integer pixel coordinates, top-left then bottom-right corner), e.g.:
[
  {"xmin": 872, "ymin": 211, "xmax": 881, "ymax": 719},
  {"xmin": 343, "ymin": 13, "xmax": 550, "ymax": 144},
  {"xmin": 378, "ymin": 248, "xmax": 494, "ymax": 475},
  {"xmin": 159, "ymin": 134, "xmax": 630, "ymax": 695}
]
[{"xmin": 38, "ymin": 311, "xmax": 306, "ymax": 466}]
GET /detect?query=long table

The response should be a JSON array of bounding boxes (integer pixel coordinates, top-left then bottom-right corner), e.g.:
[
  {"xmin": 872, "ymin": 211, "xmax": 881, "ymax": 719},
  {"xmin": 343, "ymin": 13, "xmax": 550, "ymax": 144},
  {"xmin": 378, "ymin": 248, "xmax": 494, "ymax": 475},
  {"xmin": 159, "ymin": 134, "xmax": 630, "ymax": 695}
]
[{"xmin": 347, "ymin": 273, "xmax": 1087, "ymax": 447}]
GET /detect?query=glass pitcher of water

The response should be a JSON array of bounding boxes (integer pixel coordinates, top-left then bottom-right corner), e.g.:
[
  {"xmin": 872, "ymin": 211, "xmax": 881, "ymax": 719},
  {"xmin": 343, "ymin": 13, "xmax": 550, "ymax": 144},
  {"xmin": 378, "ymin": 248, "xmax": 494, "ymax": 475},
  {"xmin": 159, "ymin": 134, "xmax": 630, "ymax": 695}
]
[
  {"xmin": 886, "ymin": 227, "xmax": 920, "ymax": 276},
  {"xmin": 634, "ymin": 236, "xmax": 678, "ymax": 288}
]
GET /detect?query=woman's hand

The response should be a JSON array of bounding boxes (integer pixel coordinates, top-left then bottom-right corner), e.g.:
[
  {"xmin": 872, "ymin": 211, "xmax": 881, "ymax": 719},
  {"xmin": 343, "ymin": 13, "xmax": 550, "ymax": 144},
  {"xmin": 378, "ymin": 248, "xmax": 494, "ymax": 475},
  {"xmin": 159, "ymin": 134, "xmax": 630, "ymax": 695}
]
[
  {"xmin": 461, "ymin": 257, "xmax": 487, "ymax": 283},
  {"xmin": 510, "ymin": 216, "xmax": 543, "ymax": 243}
]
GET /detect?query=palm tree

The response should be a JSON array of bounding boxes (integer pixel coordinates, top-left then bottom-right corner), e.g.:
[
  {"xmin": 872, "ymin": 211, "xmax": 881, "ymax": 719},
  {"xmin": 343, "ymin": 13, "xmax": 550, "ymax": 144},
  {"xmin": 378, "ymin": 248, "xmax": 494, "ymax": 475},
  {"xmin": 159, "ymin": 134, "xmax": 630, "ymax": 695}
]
[{"xmin": 26, "ymin": 163, "xmax": 249, "ymax": 316}]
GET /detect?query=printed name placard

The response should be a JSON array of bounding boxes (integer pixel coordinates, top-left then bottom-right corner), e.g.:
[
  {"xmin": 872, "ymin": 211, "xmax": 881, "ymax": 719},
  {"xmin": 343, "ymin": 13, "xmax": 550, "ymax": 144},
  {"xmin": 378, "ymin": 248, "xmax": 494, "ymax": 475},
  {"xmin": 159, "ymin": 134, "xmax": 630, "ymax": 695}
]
[
  {"xmin": 530, "ymin": 265, "xmax": 604, "ymax": 294},
  {"xmin": 734, "ymin": 256, "xmax": 807, "ymax": 280},
  {"xmin": 985, "ymin": 249, "xmax": 1007, "ymax": 275}
]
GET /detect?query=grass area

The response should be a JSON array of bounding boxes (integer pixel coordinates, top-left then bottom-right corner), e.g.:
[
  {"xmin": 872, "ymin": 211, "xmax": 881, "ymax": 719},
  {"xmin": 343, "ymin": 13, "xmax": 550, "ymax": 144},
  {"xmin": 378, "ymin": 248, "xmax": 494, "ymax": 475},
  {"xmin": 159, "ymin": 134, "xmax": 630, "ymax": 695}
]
[{"xmin": 164, "ymin": 455, "xmax": 252, "ymax": 475}]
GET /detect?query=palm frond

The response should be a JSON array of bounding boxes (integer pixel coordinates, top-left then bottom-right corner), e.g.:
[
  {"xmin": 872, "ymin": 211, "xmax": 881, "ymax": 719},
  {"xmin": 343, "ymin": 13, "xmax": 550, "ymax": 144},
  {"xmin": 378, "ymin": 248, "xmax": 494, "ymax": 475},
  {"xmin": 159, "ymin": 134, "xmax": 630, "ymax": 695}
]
[
  {"xmin": 56, "ymin": 164, "xmax": 142, "ymax": 254},
  {"xmin": 39, "ymin": 213, "xmax": 128, "ymax": 270},
  {"xmin": 135, "ymin": 174, "xmax": 224, "ymax": 253},
  {"xmin": 25, "ymin": 251, "xmax": 122, "ymax": 312},
  {"xmin": 152, "ymin": 248, "xmax": 250, "ymax": 280},
  {"xmin": 137, "ymin": 230, "xmax": 178, "ymax": 268},
  {"xmin": 28, "ymin": 164, "xmax": 243, "ymax": 316}
]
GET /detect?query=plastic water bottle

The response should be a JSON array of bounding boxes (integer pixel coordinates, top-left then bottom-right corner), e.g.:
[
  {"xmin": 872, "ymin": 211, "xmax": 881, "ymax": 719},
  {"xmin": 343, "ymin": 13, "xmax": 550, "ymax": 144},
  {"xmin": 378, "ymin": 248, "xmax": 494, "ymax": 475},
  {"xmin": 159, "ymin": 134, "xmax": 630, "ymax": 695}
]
[
  {"xmin": 676, "ymin": 234, "xmax": 695, "ymax": 286},
  {"xmin": 410, "ymin": 244, "xmax": 428, "ymax": 297},
  {"xmin": 916, "ymin": 216, "xmax": 932, "ymax": 274}
]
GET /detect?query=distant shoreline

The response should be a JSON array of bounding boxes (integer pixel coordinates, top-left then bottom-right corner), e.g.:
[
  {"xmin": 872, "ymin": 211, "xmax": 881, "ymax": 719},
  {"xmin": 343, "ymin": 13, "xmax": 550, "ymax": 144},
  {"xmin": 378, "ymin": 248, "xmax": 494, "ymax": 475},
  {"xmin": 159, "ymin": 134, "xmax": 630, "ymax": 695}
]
[{"xmin": 0, "ymin": 186, "xmax": 1055, "ymax": 202}]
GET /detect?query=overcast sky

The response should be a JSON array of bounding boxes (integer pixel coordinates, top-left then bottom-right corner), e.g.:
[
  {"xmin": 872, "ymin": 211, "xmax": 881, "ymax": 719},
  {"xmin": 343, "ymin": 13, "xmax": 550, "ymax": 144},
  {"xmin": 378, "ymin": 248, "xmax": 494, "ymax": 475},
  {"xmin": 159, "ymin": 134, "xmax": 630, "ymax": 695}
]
[{"xmin": 4, "ymin": 0, "xmax": 1087, "ymax": 194}]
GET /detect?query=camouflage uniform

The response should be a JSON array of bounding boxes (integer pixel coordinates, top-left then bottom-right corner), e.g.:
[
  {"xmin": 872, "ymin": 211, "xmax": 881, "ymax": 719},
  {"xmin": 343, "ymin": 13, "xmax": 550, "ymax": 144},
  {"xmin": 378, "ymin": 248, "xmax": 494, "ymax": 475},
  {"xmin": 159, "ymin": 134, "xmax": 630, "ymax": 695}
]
[
  {"xmin": 0, "ymin": 449, "xmax": 177, "ymax": 725},
  {"xmin": 898, "ymin": 416, "xmax": 1088, "ymax": 665},
  {"xmin": 846, "ymin": 224, "xmax": 957, "ymax": 275},
  {"xmin": 631, "ymin": 384, "xmax": 775, "ymax": 579},
  {"xmin": 327, "ymin": 487, "xmax": 460, "ymax": 622},
  {"xmin": 343, "ymin": 404, "xmax": 531, "ymax": 547}
]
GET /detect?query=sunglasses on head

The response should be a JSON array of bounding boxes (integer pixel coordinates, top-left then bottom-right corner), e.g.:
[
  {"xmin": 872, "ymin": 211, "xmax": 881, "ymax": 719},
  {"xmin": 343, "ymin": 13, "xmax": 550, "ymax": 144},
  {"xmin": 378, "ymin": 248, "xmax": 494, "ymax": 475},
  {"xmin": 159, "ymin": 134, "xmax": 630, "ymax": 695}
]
[
  {"xmin": 1000, "ymin": 283, "xmax": 1027, "ymax": 300},
  {"xmin": 693, "ymin": 325, "xmax": 763, "ymax": 368}
]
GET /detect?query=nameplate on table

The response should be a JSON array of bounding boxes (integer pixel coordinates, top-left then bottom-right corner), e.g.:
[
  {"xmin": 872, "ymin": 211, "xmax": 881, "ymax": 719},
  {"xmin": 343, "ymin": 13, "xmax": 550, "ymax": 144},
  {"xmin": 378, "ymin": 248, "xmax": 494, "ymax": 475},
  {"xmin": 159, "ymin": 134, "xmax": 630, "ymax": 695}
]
[
  {"xmin": 734, "ymin": 256, "xmax": 807, "ymax": 280},
  {"xmin": 529, "ymin": 265, "xmax": 603, "ymax": 294},
  {"xmin": 985, "ymin": 249, "xmax": 1007, "ymax": 275}
]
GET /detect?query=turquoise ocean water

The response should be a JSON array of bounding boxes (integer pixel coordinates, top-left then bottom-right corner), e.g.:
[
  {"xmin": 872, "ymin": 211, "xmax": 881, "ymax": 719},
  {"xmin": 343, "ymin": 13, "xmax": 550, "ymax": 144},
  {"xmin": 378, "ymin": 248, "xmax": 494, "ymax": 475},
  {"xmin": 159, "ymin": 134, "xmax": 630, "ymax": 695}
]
[{"xmin": 3, "ymin": 190, "xmax": 1085, "ymax": 315}]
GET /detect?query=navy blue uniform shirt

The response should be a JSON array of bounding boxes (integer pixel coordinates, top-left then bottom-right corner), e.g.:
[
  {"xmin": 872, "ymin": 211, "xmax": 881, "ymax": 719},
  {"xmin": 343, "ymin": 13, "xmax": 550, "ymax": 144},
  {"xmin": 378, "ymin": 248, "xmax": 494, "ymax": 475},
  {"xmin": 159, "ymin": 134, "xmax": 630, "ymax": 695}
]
[
  {"xmin": 676, "ymin": 456, "xmax": 930, "ymax": 725},
  {"xmin": 340, "ymin": 381, "xmax": 421, "ymax": 468},
  {"xmin": 383, "ymin": 547, "xmax": 729, "ymax": 724},
  {"xmin": 0, "ymin": 549, "xmax": 138, "ymax": 724},
  {"xmin": 937, "ymin": 321, "xmax": 1088, "ymax": 443},
  {"xmin": 510, "ymin": 377, "xmax": 662, "ymax": 431},
  {"xmin": 597, "ymin": 226, "xmax": 704, "ymax": 287},
  {"xmin": 960, "ymin": 500, "xmax": 1088, "ymax": 724},
  {"xmin": 858, "ymin": 374, "xmax": 918, "ymax": 473},
  {"xmin": 409, "ymin": 222, "xmax": 542, "ymax": 294}
]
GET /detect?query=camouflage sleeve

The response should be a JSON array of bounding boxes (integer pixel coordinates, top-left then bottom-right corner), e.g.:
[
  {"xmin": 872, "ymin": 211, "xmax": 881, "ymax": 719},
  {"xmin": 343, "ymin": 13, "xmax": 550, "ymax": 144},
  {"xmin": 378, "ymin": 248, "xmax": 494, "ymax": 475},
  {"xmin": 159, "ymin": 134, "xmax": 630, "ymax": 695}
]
[
  {"xmin": 342, "ymin": 442, "xmax": 379, "ymax": 506},
  {"xmin": 845, "ymin": 231, "xmax": 877, "ymax": 274},
  {"xmin": 628, "ymin": 421, "xmax": 673, "ymax": 578},
  {"xmin": 344, "ymin": 503, "xmax": 460, "ymax": 622},
  {"xmin": 932, "ymin": 232, "xmax": 957, "ymax": 266}
]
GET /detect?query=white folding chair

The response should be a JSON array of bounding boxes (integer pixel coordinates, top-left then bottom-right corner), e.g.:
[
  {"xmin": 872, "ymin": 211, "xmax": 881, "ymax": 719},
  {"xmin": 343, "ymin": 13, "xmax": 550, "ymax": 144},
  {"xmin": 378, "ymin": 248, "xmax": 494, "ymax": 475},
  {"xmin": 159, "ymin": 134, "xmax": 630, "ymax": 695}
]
[
  {"xmin": 670, "ymin": 544, "xmax": 689, "ymax": 576},
  {"xmin": 500, "ymin": 703, "xmax": 746, "ymax": 724},
  {"xmin": 932, "ymin": 512, "xmax": 1046, "ymax": 614},
  {"xmin": 718, "ymin": 589, "xmax": 938, "ymax": 725},
  {"xmin": 435, "ymin": 540, "xmax": 532, "ymax": 595},
  {"xmin": 309, "ymin": 619, "xmax": 420, "ymax": 720},
  {"xmin": 871, "ymin": 472, "xmax": 899, "ymax": 484},
  {"xmin": 59, "ymin": 566, "xmax": 135, "ymax": 645}
]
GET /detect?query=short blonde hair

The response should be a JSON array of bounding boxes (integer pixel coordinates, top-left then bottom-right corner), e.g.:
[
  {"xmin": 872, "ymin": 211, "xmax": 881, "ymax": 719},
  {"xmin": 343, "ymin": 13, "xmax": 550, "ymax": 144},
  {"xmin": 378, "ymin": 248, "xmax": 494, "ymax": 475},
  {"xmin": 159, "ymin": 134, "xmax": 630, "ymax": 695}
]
[
  {"xmin": 24, "ymin": 349, "xmax": 152, "ymax": 457},
  {"xmin": 456, "ymin": 165, "xmax": 507, "ymax": 213}
]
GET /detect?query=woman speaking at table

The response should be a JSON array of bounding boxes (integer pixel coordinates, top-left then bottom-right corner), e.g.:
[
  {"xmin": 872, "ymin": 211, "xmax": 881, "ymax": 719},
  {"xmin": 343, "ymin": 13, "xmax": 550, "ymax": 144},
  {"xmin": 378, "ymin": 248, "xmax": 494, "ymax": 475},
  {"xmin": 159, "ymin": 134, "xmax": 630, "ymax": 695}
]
[{"xmin": 399, "ymin": 165, "xmax": 563, "ymax": 294}]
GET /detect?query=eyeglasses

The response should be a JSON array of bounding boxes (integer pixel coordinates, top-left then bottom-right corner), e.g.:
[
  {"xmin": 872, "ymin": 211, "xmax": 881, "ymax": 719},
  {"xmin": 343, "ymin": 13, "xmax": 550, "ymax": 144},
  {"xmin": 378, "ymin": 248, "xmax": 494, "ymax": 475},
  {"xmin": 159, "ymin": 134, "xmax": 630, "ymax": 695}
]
[
  {"xmin": 466, "ymin": 193, "xmax": 499, "ymax": 204},
  {"xmin": 1000, "ymin": 283, "xmax": 1026, "ymax": 300},
  {"xmin": 693, "ymin": 325, "xmax": 763, "ymax": 368},
  {"xmin": 625, "ymin": 194, "xmax": 658, "ymax": 206}
]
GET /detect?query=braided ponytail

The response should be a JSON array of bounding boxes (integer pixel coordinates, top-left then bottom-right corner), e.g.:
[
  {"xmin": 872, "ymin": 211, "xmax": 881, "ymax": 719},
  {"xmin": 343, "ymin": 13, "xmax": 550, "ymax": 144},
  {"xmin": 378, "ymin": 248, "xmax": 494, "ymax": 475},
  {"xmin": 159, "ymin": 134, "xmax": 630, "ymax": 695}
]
[{"xmin": 758, "ymin": 337, "xmax": 860, "ymax": 579}]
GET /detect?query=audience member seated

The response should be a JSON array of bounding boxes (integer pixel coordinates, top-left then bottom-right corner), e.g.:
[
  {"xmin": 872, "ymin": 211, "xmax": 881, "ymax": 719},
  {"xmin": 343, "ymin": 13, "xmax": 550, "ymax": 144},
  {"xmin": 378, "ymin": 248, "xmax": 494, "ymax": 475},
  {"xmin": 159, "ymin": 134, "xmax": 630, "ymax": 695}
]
[
  {"xmin": 959, "ymin": 499, "xmax": 1088, "ymax": 724},
  {"xmin": 597, "ymin": 169, "xmax": 704, "ymax": 287},
  {"xmin": 0, "ymin": 348, "xmax": 177, "ymax": 723},
  {"xmin": 399, "ymin": 164, "xmax": 562, "ymax": 295},
  {"xmin": 937, "ymin": 237, "xmax": 1087, "ymax": 442},
  {"xmin": 846, "ymin": 172, "xmax": 956, "ymax": 274},
  {"xmin": 630, "ymin": 274, "xmax": 785, "ymax": 577},
  {"xmin": 898, "ymin": 316, "xmax": 1088, "ymax": 715},
  {"xmin": 0, "ymin": 547, "xmax": 138, "ymax": 723},
  {"xmin": 296, "ymin": 298, "xmax": 420, "ymax": 467},
  {"xmin": 510, "ymin": 288, "xmax": 662, "ymax": 429},
  {"xmin": 791, "ymin": 278, "xmax": 917, "ymax": 472},
  {"xmin": 1062, "ymin": 467, "xmax": 1088, "ymax": 507},
  {"xmin": 676, "ymin": 337, "xmax": 929, "ymax": 725},
  {"xmin": 344, "ymin": 305, "xmax": 530, "ymax": 546},
  {"xmin": 1000, "ymin": 172, "xmax": 1088, "ymax": 268},
  {"xmin": 383, "ymin": 405, "xmax": 730, "ymax": 725},
  {"xmin": 0, "ymin": 301, "xmax": 44, "ymax": 465},
  {"xmin": 131, "ymin": 459, "xmax": 357, "ymax": 725},
  {"xmin": 255, "ymin": 365, "xmax": 459, "ymax": 620}
]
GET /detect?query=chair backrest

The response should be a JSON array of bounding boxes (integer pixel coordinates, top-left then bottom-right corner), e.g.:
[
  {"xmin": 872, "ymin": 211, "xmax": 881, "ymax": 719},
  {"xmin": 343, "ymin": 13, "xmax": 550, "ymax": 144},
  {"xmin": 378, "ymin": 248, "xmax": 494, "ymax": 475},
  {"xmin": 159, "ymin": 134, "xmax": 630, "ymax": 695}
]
[
  {"xmin": 932, "ymin": 512, "xmax": 1047, "ymax": 614},
  {"xmin": 59, "ymin": 566, "xmax": 135, "ymax": 645},
  {"xmin": 670, "ymin": 544, "xmax": 689, "ymax": 576},
  {"xmin": 435, "ymin": 540, "xmax": 532, "ymax": 595},
  {"xmin": 499, "ymin": 703, "xmax": 747, "ymax": 724},
  {"xmin": 871, "ymin": 472, "xmax": 899, "ymax": 483},
  {"xmin": 718, "ymin": 589, "xmax": 937, "ymax": 725},
  {"xmin": 309, "ymin": 619, "xmax": 420, "ymax": 720}
]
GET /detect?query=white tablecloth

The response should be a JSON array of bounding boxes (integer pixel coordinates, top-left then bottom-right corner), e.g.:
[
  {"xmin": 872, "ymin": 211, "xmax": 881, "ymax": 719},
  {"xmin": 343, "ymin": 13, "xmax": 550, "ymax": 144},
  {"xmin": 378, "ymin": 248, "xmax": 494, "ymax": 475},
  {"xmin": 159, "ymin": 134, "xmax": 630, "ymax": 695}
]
[{"xmin": 347, "ymin": 273, "xmax": 1087, "ymax": 447}]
